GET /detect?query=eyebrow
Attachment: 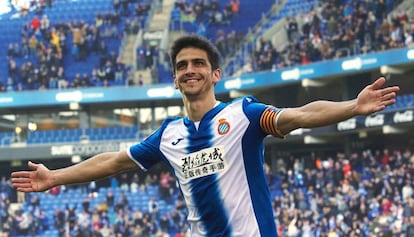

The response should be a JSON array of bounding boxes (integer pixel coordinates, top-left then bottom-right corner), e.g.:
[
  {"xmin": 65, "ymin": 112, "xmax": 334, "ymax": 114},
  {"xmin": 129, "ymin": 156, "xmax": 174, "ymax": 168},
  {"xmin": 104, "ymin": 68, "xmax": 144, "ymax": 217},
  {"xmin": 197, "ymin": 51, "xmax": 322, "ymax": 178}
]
[{"xmin": 176, "ymin": 57, "xmax": 206, "ymax": 64}]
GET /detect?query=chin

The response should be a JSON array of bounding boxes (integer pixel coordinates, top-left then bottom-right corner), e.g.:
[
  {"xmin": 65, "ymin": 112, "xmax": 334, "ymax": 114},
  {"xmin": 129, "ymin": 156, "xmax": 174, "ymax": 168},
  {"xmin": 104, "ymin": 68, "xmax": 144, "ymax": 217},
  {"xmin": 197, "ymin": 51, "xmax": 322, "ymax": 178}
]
[{"xmin": 181, "ymin": 88, "xmax": 203, "ymax": 97}]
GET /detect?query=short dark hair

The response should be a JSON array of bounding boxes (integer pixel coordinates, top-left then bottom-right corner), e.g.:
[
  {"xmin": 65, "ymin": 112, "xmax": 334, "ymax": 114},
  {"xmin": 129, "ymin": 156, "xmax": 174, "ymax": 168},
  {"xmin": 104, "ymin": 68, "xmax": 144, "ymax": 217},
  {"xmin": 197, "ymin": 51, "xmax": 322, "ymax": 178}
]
[{"xmin": 169, "ymin": 34, "xmax": 221, "ymax": 76}]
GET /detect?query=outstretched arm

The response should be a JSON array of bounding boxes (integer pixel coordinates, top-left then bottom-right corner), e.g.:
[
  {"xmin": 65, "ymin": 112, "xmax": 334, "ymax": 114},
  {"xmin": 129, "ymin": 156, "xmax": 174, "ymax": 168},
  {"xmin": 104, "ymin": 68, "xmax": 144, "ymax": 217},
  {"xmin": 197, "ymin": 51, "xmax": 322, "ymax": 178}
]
[
  {"xmin": 11, "ymin": 150, "xmax": 137, "ymax": 192},
  {"xmin": 277, "ymin": 77, "xmax": 400, "ymax": 135}
]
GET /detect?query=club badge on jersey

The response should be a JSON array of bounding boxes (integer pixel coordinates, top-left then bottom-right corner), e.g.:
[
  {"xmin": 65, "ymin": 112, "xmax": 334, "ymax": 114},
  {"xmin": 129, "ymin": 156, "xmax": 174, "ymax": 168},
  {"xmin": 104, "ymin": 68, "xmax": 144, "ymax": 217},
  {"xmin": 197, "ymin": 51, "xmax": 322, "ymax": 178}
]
[{"xmin": 217, "ymin": 118, "xmax": 230, "ymax": 135}]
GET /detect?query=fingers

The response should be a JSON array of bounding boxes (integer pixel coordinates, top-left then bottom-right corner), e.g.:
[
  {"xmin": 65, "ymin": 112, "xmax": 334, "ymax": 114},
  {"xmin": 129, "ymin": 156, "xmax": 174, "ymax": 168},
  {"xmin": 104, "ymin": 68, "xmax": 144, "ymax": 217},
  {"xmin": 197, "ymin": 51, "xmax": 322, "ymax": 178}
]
[
  {"xmin": 28, "ymin": 161, "xmax": 38, "ymax": 170},
  {"xmin": 371, "ymin": 77, "xmax": 386, "ymax": 90},
  {"xmin": 381, "ymin": 86, "xmax": 400, "ymax": 96},
  {"xmin": 11, "ymin": 163, "xmax": 37, "ymax": 191},
  {"xmin": 11, "ymin": 171, "xmax": 32, "ymax": 178},
  {"xmin": 371, "ymin": 77, "xmax": 400, "ymax": 94},
  {"xmin": 15, "ymin": 186, "xmax": 36, "ymax": 192},
  {"xmin": 11, "ymin": 176, "xmax": 33, "ymax": 187},
  {"xmin": 11, "ymin": 162, "xmax": 38, "ymax": 178},
  {"xmin": 11, "ymin": 176, "xmax": 35, "ymax": 192},
  {"xmin": 372, "ymin": 92, "xmax": 396, "ymax": 113},
  {"xmin": 382, "ymin": 91, "xmax": 397, "ymax": 101},
  {"xmin": 11, "ymin": 176, "xmax": 32, "ymax": 183},
  {"xmin": 379, "ymin": 87, "xmax": 398, "ymax": 107}
]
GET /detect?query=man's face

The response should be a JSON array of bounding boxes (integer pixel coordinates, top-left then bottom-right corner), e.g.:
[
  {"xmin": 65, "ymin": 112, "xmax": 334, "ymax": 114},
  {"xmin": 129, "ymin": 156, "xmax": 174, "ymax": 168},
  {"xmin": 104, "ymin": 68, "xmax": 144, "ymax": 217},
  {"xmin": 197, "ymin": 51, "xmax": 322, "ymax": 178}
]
[{"xmin": 174, "ymin": 47, "xmax": 221, "ymax": 98}]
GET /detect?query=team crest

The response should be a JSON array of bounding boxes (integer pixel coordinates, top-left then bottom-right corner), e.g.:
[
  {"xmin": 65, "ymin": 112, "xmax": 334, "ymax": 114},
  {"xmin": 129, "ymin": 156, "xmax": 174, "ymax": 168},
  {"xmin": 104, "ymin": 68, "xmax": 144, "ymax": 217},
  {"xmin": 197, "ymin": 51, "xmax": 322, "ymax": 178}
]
[{"xmin": 217, "ymin": 118, "xmax": 230, "ymax": 135}]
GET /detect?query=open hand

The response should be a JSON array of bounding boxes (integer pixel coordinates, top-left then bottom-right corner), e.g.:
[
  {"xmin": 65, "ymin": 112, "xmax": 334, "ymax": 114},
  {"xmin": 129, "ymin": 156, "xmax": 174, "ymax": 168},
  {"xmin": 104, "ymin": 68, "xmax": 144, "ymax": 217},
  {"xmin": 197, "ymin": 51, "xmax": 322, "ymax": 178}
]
[
  {"xmin": 355, "ymin": 77, "xmax": 400, "ymax": 115},
  {"xmin": 11, "ymin": 161, "xmax": 54, "ymax": 192}
]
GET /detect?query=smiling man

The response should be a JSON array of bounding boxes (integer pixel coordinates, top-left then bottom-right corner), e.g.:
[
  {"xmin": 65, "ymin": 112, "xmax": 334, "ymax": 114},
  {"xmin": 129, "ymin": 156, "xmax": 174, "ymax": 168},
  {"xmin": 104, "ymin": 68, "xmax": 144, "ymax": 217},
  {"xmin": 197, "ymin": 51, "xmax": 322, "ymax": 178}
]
[{"xmin": 11, "ymin": 35, "xmax": 400, "ymax": 237}]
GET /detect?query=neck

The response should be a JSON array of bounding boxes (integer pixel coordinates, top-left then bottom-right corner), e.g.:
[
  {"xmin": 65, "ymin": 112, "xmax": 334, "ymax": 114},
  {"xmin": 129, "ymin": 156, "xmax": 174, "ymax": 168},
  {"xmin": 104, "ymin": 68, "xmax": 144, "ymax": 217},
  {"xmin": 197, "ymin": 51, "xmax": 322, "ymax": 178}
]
[{"xmin": 183, "ymin": 96, "xmax": 217, "ymax": 122}]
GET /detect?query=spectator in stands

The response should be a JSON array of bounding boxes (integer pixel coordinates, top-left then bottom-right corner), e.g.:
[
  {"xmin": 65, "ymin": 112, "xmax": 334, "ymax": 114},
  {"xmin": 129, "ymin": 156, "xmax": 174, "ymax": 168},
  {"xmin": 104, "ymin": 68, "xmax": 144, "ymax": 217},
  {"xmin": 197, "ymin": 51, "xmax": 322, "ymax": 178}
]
[
  {"xmin": 30, "ymin": 16, "xmax": 41, "ymax": 32},
  {"xmin": 6, "ymin": 44, "xmax": 16, "ymax": 59},
  {"xmin": 210, "ymin": 9, "xmax": 227, "ymax": 25},
  {"xmin": 129, "ymin": 173, "xmax": 140, "ymax": 193},
  {"xmin": 10, "ymin": 35, "xmax": 400, "ymax": 237},
  {"xmin": 7, "ymin": 59, "xmax": 19, "ymax": 83},
  {"xmin": 143, "ymin": 43, "xmax": 154, "ymax": 70},
  {"xmin": 114, "ymin": 57, "xmax": 126, "ymax": 82},
  {"xmin": 104, "ymin": 60, "xmax": 115, "ymax": 81},
  {"xmin": 136, "ymin": 45, "xmax": 146, "ymax": 70},
  {"xmin": 159, "ymin": 171, "xmax": 174, "ymax": 201},
  {"xmin": 230, "ymin": 0, "xmax": 240, "ymax": 16},
  {"xmin": 98, "ymin": 42, "xmax": 108, "ymax": 66},
  {"xmin": 136, "ymin": 73, "xmax": 144, "ymax": 86},
  {"xmin": 56, "ymin": 66, "xmax": 68, "ymax": 89},
  {"xmin": 71, "ymin": 44, "xmax": 80, "ymax": 61},
  {"xmin": 71, "ymin": 73, "xmax": 82, "ymax": 88},
  {"xmin": 148, "ymin": 196, "xmax": 159, "ymax": 220},
  {"xmin": 90, "ymin": 67, "xmax": 99, "ymax": 85},
  {"xmin": 285, "ymin": 17, "xmax": 299, "ymax": 41},
  {"xmin": 120, "ymin": 0, "xmax": 129, "ymax": 16},
  {"xmin": 6, "ymin": 77, "xmax": 15, "ymax": 92},
  {"xmin": 80, "ymin": 73, "xmax": 91, "ymax": 87},
  {"xmin": 194, "ymin": 21, "xmax": 209, "ymax": 38},
  {"xmin": 123, "ymin": 18, "xmax": 135, "ymax": 35},
  {"xmin": 112, "ymin": 0, "xmax": 120, "ymax": 14},
  {"xmin": 192, "ymin": 0, "xmax": 204, "ymax": 21},
  {"xmin": 40, "ymin": 15, "xmax": 50, "ymax": 34},
  {"xmin": 77, "ymin": 37, "xmax": 88, "ymax": 61},
  {"xmin": 97, "ymin": 66, "xmax": 107, "ymax": 82},
  {"xmin": 67, "ymin": 21, "xmax": 88, "ymax": 52}
]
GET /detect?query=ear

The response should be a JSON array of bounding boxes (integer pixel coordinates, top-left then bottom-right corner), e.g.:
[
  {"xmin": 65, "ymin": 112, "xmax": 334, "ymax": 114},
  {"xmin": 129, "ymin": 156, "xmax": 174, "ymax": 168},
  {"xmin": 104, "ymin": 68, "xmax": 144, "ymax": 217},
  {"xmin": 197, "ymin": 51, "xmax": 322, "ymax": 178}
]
[
  {"xmin": 173, "ymin": 75, "xmax": 179, "ymax": 89},
  {"xmin": 212, "ymin": 68, "xmax": 222, "ymax": 85}
]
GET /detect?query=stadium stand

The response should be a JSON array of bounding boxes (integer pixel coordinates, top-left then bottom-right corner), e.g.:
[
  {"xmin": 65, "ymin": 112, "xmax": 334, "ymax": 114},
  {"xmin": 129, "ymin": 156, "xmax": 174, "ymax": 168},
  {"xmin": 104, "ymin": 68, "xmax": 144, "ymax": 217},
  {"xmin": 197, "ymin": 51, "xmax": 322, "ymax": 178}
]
[
  {"xmin": 0, "ymin": 0, "xmax": 414, "ymax": 236},
  {"xmin": 1, "ymin": 147, "xmax": 414, "ymax": 236},
  {"xmin": 0, "ymin": 0, "xmax": 155, "ymax": 91}
]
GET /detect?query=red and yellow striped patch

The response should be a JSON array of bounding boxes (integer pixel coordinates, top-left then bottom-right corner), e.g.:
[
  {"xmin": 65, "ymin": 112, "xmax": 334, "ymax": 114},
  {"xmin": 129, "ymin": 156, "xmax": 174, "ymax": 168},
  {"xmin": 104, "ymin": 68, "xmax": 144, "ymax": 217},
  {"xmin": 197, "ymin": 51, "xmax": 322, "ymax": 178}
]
[{"xmin": 260, "ymin": 106, "xmax": 284, "ymax": 138}]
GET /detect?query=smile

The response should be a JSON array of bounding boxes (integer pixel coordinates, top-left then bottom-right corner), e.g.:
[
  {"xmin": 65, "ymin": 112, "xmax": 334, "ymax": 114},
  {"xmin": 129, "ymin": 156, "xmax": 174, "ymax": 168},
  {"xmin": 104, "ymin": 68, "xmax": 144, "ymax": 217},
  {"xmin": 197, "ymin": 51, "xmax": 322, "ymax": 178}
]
[{"xmin": 184, "ymin": 78, "xmax": 201, "ymax": 83}]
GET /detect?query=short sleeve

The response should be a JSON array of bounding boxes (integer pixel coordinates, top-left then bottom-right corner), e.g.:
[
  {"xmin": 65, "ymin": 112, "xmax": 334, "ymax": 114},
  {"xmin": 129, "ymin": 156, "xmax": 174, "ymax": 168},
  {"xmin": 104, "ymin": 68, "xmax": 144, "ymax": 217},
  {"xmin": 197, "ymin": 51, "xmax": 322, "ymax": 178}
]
[
  {"xmin": 127, "ymin": 118, "xmax": 178, "ymax": 170},
  {"xmin": 242, "ymin": 96, "xmax": 285, "ymax": 138}
]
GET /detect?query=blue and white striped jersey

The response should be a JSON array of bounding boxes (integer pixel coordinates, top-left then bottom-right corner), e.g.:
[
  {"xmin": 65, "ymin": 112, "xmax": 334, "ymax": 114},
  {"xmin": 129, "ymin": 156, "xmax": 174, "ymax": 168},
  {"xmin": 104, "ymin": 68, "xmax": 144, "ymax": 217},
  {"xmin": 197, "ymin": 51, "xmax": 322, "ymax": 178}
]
[{"xmin": 127, "ymin": 96, "xmax": 283, "ymax": 237}]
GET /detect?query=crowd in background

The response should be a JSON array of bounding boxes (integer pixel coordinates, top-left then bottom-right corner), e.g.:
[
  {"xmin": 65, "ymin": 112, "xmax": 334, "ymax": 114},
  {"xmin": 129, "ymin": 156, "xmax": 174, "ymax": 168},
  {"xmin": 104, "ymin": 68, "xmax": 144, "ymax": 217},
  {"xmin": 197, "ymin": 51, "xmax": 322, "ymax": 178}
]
[
  {"xmin": 269, "ymin": 148, "xmax": 414, "ymax": 236},
  {"xmin": 1, "ymin": 0, "xmax": 151, "ymax": 92},
  {"xmin": 2, "ymin": 0, "xmax": 414, "ymax": 91},
  {"xmin": 1, "ymin": 147, "xmax": 414, "ymax": 236},
  {"xmin": 252, "ymin": 0, "xmax": 414, "ymax": 72},
  {"xmin": 172, "ymin": 0, "xmax": 245, "ymax": 58}
]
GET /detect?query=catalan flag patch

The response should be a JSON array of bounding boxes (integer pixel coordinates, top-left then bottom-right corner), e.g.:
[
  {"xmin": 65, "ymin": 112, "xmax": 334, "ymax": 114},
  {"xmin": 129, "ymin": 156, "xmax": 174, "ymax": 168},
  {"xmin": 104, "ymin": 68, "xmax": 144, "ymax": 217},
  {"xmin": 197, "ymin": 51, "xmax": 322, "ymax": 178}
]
[{"xmin": 260, "ymin": 106, "xmax": 285, "ymax": 138}]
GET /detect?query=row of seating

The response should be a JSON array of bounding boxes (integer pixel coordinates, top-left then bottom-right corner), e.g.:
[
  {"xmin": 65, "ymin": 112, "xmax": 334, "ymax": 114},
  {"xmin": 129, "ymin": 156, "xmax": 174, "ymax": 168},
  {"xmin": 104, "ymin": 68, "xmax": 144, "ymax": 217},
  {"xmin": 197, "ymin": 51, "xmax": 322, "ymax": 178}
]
[
  {"xmin": 0, "ymin": 126, "xmax": 141, "ymax": 146},
  {"xmin": 26, "ymin": 126, "xmax": 140, "ymax": 144},
  {"xmin": 385, "ymin": 93, "xmax": 414, "ymax": 111}
]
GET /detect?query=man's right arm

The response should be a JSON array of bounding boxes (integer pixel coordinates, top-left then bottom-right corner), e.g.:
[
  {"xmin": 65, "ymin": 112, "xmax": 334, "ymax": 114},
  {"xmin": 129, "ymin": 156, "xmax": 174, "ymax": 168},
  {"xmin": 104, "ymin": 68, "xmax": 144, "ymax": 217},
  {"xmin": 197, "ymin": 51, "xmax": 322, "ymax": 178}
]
[{"xmin": 11, "ymin": 150, "xmax": 138, "ymax": 192}]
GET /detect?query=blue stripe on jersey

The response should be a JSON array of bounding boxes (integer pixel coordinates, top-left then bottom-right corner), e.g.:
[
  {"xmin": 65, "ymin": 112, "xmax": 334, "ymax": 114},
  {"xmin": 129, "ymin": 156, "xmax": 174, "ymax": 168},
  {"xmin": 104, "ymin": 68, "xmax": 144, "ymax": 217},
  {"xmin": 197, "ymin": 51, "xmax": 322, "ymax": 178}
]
[
  {"xmin": 186, "ymin": 103, "xmax": 232, "ymax": 236},
  {"xmin": 242, "ymin": 97, "xmax": 278, "ymax": 237}
]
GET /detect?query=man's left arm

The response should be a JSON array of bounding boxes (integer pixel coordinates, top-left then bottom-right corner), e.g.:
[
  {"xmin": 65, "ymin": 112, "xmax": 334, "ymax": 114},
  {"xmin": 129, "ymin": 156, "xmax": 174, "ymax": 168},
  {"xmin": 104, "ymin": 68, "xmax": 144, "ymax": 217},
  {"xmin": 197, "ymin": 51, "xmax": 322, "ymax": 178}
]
[{"xmin": 276, "ymin": 77, "xmax": 400, "ymax": 135}]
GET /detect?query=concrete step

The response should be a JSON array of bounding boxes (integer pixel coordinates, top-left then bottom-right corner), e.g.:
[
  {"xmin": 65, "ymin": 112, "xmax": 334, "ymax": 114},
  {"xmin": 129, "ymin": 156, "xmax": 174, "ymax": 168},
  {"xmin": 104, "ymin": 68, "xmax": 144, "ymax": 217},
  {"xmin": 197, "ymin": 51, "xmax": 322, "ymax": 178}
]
[{"xmin": 134, "ymin": 69, "xmax": 153, "ymax": 86}]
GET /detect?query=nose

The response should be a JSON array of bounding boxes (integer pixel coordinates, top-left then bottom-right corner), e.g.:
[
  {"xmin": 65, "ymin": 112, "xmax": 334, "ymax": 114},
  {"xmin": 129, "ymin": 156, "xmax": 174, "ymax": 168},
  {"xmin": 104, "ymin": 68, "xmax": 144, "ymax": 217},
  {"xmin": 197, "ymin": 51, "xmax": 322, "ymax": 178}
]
[{"xmin": 184, "ymin": 62, "xmax": 196, "ymax": 74}]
